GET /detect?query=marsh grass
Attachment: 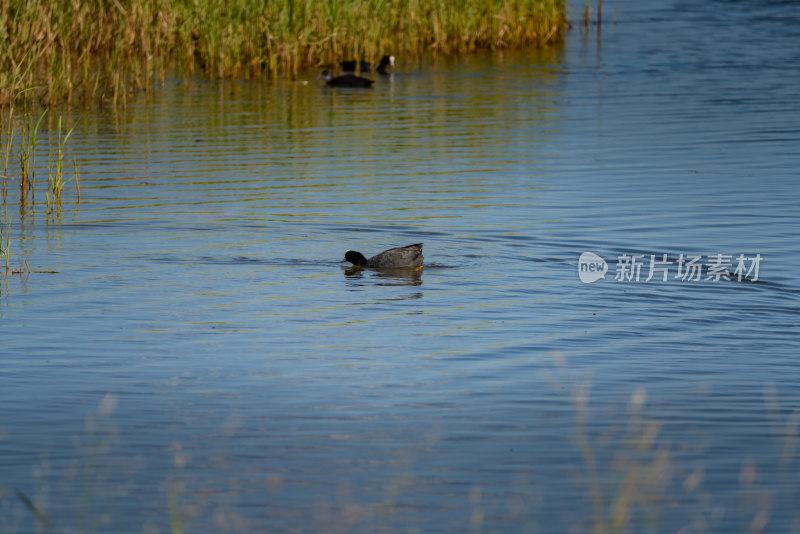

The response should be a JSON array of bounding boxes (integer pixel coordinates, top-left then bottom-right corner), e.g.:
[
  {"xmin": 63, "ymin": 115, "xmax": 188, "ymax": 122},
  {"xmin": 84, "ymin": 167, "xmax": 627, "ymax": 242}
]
[
  {"xmin": 46, "ymin": 116, "xmax": 79, "ymax": 217},
  {"xmin": 0, "ymin": 108, "xmax": 77, "ymax": 277},
  {"xmin": 0, "ymin": 0, "xmax": 567, "ymax": 108},
  {"xmin": 0, "ymin": 209, "xmax": 9, "ymax": 274},
  {"xmin": 17, "ymin": 110, "xmax": 46, "ymax": 207},
  {"xmin": 2, "ymin": 374, "xmax": 797, "ymax": 533},
  {"xmin": 0, "ymin": 109, "xmax": 10, "ymax": 273},
  {"xmin": 543, "ymin": 354, "xmax": 799, "ymax": 533},
  {"xmin": 1, "ymin": 110, "xmax": 14, "ymax": 203},
  {"xmin": 569, "ymin": 380, "xmax": 674, "ymax": 532},
  {"xmin": 1, "ymin": 109, "xmax": 79, "ymax": 212}
]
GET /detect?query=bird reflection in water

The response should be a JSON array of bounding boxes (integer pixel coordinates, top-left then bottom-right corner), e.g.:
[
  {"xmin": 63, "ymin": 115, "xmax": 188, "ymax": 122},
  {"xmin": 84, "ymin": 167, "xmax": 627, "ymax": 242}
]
[{"xmin": 343, "ymin": 266, "xmax": 423, "ymax": 288}]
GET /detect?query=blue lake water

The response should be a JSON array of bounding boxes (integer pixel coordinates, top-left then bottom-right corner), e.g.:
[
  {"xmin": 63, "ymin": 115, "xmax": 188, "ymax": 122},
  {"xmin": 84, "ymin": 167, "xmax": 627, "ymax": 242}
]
[{"xmin": 2, "ymin": 0, "xmax": 800, "ymax": 532}]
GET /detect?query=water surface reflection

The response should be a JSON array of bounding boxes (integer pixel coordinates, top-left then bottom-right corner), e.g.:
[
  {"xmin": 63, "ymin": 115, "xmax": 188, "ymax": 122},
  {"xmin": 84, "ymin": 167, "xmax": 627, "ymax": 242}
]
[{"xmin": 2, "ymin": 0, "xmax": 800, "ymax": 532}]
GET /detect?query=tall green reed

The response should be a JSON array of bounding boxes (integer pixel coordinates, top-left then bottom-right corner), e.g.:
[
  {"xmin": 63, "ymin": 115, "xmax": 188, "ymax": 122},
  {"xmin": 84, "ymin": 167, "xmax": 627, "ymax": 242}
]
[
  {"xmin": 0, "ymin": 0, "xmax": 568, "ymax": 108},
  {"xmin": 46, "ymin": 116, "xmax": 79, "ymax": 217},
  {"xmin": 1, "ymin": 109, "xmax": 14, "ymax": 203},
  {"xmin": 18, "ymin": 111, "xmax": 46, "ymax": 207},
  {"xmin": 1, "ymin": 107, "xmax": 80, "ymax": 277},
  {"xmin": 0, "ymin": 209, "xmax": 9, "ymax": 274}
]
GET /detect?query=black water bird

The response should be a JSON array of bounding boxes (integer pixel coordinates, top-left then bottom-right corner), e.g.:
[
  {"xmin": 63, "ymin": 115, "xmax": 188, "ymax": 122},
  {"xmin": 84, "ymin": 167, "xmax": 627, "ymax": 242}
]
[
  {"xmin": 376, "ymin": 55, "xmax": 395, "ymax": 75},
  {"xmin": 342, "ymin": 243, "xmax": 423, "ymax": 269},
  {"xmin": 319, "ymin": 70, "xmax": 374, "ymax": 88}
]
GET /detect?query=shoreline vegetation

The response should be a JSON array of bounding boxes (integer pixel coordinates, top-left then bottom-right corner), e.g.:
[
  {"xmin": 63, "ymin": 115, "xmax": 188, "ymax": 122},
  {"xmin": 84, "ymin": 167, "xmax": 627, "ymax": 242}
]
[{"xmin": 0, "ymin": 0, "xmax": 567, "ymax": 109}]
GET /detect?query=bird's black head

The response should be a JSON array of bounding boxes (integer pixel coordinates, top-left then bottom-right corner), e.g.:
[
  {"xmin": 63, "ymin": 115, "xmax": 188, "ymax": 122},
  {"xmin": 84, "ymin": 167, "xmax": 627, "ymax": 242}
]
[
  {"xmin": 379, "ymin": 55, "xmax": 395, "ymax": 69},
  {"xmin": 343, "ymin": 250, "xmax": 368, "ymax": 267}
]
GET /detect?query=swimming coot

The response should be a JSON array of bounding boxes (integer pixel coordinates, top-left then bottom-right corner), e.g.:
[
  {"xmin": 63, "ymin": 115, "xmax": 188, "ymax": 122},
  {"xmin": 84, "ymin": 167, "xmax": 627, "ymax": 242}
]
[
  {"xmin": 319, "ymin": 70, "xmax": 374, "ymax": 88},
  {"xmin": 342, "ymin": 243, "xmax": 423, "ymax": 269},
  {"xmin": 376, "ymin": 55, "xmax": 395, "ymax": 75}
]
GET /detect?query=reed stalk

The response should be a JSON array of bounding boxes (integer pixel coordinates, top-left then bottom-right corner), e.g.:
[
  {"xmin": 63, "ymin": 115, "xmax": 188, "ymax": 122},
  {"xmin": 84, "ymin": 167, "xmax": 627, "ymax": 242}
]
[
  {"xmin": 1, "ymin": 209, "xmax": 10, "ymax": 274},
  {"xmin": 17, "ymin": 110, "xmax": 46, "ymax": 207},
  {"xmin": 582, "ymin": 0, "xmax": 590, "ymax": 28},
  {"xmin": 73, "ymin": 156, "xmax": 81, "ymax": 204},
  {"xmin": 1, "ymin": 118, "xmax": 5, "ymax": 204},
  {"xmin": 1, "ymin": 108, "xmax": 14, "ymax": 203},
  {"xmin": 45, "ymin": 115, "xmax": 77, "ymax": 215}
]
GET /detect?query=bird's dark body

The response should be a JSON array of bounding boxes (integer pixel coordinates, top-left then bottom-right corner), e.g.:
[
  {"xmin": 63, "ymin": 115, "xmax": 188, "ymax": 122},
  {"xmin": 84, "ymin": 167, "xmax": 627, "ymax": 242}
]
[
  {"xmin": 343, "ymin": 243, "xmax": 423, "ymax": 269},
  {"xmin": 320, "ymin": 70, "xmax": 374, "ymax": 87}
]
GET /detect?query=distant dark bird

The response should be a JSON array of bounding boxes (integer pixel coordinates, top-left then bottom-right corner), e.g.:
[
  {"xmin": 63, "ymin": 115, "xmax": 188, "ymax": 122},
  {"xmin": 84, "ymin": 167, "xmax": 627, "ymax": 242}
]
[
  {"xmin": 342, "ymin": 243, "xmax": 423, "ymax": 269},
  {"xmin": 319, "ymin": 70, "xmax": 374, "ymax": 88},
  {"xmin": 376, "ymin": 55, "xmax": 395, "ymax": 75}
]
